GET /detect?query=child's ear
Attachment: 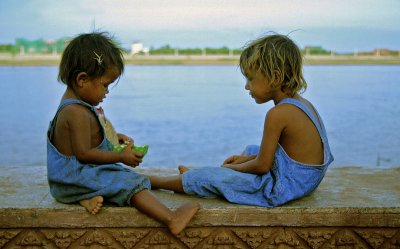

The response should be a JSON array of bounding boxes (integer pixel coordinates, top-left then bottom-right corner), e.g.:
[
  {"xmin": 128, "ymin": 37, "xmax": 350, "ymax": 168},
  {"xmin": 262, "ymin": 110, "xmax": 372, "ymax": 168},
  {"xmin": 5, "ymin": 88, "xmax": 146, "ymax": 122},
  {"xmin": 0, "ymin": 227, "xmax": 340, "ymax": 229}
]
[
  {"xmin": 76, "ymin": 72, "xmax": 89, "ymax": 87},
  {"xmin": 271, "ymin": 70, "xmax": 283, "ymax": 88}
]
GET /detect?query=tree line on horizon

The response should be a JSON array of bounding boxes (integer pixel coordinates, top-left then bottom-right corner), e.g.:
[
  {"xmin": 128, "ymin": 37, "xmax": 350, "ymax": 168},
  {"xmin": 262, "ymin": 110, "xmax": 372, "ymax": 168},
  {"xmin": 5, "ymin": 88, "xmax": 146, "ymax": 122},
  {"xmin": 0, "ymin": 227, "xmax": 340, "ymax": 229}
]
[{"xmin": 0, "ymin": 38, "xmax": 398, "ymax": 56}]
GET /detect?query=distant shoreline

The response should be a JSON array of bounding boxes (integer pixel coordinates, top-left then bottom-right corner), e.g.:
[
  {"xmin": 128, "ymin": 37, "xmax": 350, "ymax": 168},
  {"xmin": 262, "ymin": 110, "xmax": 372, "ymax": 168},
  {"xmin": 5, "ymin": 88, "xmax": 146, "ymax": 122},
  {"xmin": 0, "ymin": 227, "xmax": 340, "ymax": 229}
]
[{"xmin": 0, "ymin": 54, "xmax": 400, "ymax": 66}]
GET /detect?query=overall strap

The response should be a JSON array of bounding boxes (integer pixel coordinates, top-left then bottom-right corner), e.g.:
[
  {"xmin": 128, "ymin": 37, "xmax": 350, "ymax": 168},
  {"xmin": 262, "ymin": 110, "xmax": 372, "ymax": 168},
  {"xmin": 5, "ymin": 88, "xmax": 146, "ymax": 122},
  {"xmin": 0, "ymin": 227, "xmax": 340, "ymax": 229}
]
[{"xmin": 48, "ymin": 99, "xmax": 97, "ymax": 141}]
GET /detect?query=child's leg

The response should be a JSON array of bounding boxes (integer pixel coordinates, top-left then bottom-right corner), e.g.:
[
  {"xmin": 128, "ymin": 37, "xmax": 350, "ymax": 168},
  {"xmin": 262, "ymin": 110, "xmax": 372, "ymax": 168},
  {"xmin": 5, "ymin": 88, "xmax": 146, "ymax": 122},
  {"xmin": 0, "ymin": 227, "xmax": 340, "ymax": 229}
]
[
  {"xmin": 79, "ymin": 196, "xmax": 103, "ymax": 215},
  {"xmin": 148, "ymin": 174, "xmax": 185, "ymax": 193},
  {"xmin": 130, "ymin": 189, "xmax": 200, "ymax": 235}
]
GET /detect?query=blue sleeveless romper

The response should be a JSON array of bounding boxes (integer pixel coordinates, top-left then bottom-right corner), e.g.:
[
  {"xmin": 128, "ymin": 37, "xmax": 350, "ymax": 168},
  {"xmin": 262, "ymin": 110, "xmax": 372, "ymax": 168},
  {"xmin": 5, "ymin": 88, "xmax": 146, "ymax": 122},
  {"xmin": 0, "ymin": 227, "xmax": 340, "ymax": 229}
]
[
  {"xmin": 47, "ymin": 99, "xmax": 150, "ymax": 206},
  {"xmin": 182, "ymin": 98, "xmax": 334, "ymax": 207}
]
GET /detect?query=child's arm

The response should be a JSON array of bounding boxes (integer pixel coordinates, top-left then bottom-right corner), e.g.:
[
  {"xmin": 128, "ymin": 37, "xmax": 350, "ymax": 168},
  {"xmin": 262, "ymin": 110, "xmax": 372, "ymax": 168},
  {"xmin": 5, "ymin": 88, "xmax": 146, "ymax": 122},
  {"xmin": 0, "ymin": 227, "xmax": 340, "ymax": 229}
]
[
  {"xmin": 223, "ymin": 155, "xmax": 257, "ymax": 165},
  {"xmin": 222, "ymin": 107, "xmax": 285, "ymax": 175},
  {"xmin": 68, "ymin": 106, "xmax": 143, "ymax": 167}
]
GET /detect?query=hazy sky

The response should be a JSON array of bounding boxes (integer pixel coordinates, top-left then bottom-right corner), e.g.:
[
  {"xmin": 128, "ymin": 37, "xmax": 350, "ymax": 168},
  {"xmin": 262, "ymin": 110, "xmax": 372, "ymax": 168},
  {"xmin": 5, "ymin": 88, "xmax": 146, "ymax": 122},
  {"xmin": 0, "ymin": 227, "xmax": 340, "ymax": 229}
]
[{"xmin": 1, "ymin": 0, "xmax": 399, "ymax": 52}]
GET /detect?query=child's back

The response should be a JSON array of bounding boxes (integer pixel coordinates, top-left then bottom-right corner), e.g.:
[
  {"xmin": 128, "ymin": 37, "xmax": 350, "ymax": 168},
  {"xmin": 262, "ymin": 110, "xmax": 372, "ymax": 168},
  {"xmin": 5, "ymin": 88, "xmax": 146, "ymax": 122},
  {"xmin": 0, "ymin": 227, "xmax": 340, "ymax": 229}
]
[{"xmin": 273, "ymin": 96, "xmax": 324, "ymax": 165}]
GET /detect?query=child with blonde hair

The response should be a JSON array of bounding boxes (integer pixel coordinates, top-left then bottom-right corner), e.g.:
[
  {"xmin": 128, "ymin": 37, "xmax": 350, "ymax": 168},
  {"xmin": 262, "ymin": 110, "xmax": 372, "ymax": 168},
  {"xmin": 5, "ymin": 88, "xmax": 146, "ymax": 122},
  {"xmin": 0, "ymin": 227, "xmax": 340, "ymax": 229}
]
[
  {"xmin": 47, "ymin": 32, "xmax": 199, "ymax": 235},
  {"xmin": 148, "ymin": 33, "xmax": 334, "ymax": 207}
]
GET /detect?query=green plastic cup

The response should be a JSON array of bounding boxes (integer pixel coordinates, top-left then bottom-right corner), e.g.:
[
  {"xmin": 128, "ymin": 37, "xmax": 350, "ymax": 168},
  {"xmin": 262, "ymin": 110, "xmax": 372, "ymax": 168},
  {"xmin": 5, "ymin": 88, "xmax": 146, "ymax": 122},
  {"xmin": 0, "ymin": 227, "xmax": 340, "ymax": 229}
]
[{"xmin": 113, "ymin": 144, "xmax": 149, "ymax": 157}]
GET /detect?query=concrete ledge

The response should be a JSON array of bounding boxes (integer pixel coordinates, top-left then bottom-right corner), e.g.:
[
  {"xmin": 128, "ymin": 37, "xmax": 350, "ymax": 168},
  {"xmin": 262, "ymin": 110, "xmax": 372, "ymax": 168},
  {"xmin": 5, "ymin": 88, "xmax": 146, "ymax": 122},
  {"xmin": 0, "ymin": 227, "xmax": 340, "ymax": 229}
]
[{"xmin": 0, "ymin": 165, "xmax": 399, "ymax": 248}]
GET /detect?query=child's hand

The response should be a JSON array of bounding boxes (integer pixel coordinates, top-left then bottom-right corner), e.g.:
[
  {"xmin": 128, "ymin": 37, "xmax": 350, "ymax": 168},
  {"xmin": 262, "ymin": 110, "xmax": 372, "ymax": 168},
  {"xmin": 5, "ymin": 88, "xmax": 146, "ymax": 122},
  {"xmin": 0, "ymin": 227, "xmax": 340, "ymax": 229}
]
[
  {"xmin": 119, "ymin": 141, "xmax": 142, "ymax": 167},
  {"xmin": 221, "ymin": 163, "xmax": 245, "ymax": 173},
  {"xmin": 223, "ymin": 155, "xmax": 256, "ymax": 165}
]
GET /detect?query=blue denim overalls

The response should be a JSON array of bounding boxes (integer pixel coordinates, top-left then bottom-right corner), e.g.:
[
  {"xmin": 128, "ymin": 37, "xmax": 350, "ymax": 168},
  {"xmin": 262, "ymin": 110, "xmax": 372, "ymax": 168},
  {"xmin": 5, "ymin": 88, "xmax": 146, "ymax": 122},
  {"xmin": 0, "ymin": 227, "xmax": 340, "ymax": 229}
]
[
  {"xmin": 47, "ymin": 99, "xmax": 150, "ymax": 206},
  {"xmin": 182, "ymin": 98, "xmax": 334, "ymax": 207}
]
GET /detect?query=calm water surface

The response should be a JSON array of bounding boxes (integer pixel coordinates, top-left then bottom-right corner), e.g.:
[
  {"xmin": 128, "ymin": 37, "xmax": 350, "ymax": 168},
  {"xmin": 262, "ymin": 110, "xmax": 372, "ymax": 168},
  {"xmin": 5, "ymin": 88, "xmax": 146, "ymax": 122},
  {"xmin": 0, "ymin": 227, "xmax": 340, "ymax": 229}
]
[{"xmin": 0, "ymin": 65, "xmax": 399, "ymax": 168}]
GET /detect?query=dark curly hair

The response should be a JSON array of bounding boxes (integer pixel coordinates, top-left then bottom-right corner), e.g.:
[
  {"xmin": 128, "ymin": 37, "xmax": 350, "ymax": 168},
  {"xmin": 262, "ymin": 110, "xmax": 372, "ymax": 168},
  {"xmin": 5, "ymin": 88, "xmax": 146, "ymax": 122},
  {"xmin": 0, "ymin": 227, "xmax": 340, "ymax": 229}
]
[{"xmin": 58, "ymin": 31, "xmax": 124, "ymax": 88}]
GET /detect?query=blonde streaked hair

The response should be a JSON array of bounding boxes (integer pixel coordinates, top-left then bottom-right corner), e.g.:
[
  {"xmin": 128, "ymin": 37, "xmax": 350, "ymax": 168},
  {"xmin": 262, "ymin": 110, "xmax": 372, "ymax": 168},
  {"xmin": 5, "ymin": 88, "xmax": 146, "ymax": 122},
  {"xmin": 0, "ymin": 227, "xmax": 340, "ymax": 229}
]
[{"xmin": 239, "ymin": 33, "xmax": 307, "ymax": 96}]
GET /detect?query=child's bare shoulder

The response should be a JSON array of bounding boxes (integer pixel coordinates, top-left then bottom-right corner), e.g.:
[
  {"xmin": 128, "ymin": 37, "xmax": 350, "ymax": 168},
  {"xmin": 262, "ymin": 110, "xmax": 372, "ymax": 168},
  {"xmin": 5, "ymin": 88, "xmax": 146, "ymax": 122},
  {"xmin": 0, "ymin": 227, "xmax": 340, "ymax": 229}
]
[
  {"xmin": 266, "ymin": 104, "xmax": 306, "ymax": 130},
  {"xmin": 58, "ymin": 103, "xmax": 93, "ymax": 120},
  {"xmin": 264, "ymin": 105, "xmax": 295, "ymax": 131},
  {"xmin": 268, "ymin": 104, "xmax": 299, "ymax": 119}
]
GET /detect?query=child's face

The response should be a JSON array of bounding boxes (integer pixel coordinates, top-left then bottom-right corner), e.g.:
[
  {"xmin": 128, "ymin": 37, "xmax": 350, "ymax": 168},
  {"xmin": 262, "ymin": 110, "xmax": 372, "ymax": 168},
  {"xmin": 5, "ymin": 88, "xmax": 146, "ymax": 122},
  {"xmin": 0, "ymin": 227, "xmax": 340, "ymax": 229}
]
[
  {"xmin": 81, "ymin": 66, "xmax": 120, "ymax": 106},
  {"xmin": 244, "ymin": 71, "xmax": 278, "ymax": 104}
]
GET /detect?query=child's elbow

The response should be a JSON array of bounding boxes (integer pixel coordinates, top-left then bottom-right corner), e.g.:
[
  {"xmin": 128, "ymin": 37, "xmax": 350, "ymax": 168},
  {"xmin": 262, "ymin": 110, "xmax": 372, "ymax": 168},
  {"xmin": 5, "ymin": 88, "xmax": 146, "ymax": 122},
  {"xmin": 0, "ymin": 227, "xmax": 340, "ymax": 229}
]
[
  {"xmin": 75, "ymin": 150, "xmax": 93, "ymax": 164},
  {"xmin": 253, "ymin": 159, "xmax": 272, "ymax": 175},
  {"xmin": 255, "ymin": 166, "xmax": 271, "ymax": 175}
]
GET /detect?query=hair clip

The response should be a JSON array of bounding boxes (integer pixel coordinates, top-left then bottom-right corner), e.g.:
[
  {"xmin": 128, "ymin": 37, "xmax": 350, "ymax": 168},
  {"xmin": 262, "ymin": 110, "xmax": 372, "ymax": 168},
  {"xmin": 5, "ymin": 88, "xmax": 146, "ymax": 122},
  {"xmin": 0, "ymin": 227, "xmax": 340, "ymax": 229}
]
[{"xmin": 93, "ymin": 51, "xmax": 103, "ymax": 66}]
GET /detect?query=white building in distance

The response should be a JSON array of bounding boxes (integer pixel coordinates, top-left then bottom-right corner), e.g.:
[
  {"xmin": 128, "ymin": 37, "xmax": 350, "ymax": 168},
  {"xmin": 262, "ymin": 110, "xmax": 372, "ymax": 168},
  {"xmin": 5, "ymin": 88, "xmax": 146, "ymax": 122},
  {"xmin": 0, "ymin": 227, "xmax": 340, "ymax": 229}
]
[{"xmin": 131, "ymin": 41, "xmax": 149, "ymax": 55}]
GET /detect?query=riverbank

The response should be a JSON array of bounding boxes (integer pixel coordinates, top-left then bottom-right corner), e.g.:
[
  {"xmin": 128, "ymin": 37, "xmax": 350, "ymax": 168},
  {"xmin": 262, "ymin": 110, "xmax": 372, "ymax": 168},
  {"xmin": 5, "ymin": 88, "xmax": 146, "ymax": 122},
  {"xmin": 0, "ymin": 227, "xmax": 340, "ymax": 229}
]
[
  {"xmin": 0, "ymin": 165, "xmax": 399, "ymax": 248},
  {"xmin": 1, "ymin": 54, "xmax": 400, "ymax": 66}
]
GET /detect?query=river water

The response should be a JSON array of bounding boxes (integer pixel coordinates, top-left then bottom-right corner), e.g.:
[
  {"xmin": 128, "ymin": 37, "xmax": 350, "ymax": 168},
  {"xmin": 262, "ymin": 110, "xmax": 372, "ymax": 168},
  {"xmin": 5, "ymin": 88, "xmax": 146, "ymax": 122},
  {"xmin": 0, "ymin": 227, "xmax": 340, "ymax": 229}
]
[{"xmin": 0, "ymin": 65, "xmax": 399, "ymax": 168}]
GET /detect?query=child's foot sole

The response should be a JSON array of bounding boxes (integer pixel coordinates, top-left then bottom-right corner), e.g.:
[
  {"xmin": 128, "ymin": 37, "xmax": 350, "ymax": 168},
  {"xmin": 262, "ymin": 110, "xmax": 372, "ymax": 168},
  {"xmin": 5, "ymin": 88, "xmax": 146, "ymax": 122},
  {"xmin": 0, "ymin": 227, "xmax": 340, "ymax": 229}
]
[{"xmin": 79, "ymin": 196, "xmax": 103, "ymax": 215}]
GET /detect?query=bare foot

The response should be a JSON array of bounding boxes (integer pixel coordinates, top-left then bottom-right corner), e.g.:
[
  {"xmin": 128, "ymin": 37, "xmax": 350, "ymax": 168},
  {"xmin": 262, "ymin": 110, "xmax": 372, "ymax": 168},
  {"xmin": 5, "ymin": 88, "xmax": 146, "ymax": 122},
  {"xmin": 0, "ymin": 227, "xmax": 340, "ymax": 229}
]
[
  {"xmin": 79, "ymin": 196, "xmax": 103, "ymax": 215},
  {"xmin": 168, "ymin": 202, "xmax": 200, "ymax": 235},
  {"xmin": 178, "ymin": 165, "xmax": 190, "ymax": 174}
]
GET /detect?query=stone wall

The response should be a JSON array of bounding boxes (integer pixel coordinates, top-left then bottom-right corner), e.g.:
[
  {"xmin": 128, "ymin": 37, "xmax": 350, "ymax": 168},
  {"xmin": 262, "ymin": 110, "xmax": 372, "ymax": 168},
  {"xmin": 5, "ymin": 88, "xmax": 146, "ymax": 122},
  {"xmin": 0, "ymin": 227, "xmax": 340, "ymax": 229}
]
[
  {"xmin": 1, "ymin": 165, "xmax": 399, "ymax": 248},
  {"xmin": 1, "ymin": 226, "xmax": 400, "ymax": 248}
]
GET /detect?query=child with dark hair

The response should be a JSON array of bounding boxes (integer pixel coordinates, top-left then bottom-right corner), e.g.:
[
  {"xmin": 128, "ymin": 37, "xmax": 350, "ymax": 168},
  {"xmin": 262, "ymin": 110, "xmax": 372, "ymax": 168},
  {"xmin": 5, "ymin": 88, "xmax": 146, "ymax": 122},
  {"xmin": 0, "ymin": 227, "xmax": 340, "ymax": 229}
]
[
  {"xmin": 47, "ymin": 32, "xmax": 199, "ymax": 235},
  {"xmin": 148, "ymin": 33, "xmax": 334, "ymax": 207}
]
